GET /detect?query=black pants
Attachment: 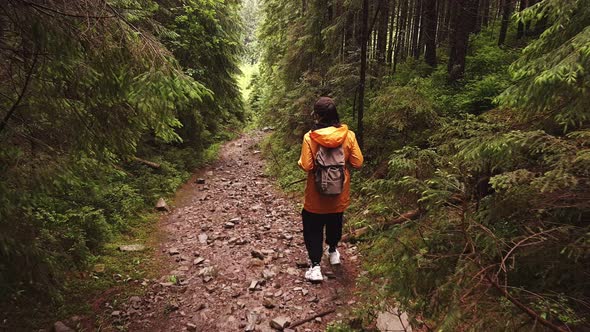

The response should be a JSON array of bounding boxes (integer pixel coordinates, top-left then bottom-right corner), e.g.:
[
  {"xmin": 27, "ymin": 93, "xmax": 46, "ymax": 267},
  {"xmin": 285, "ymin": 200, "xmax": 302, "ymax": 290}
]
[{"xmin": 302, "ymin": 209, "xmax": 343, "ymax": 265}]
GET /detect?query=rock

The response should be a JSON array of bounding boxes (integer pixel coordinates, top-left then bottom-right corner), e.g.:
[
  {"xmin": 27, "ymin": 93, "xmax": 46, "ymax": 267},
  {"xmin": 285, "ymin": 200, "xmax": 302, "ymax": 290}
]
[
  {"xmin": 376, "ymin": 309, "xmax": 412, "ymax": 332},
  {"xmin": 118, "ymin": 244, "xmax": 146, "ymax": 252},
  {"xmin": 248, "ymin": 280, "xmax": 258, "ymax": 291},
  {"xmin": 315, "ymin": 317, "xmax": 322, "ymax": 323},
  {"xmin": 229, "ymin": 217, "xmax": 241, "ymax": 223},
  {"xmin": 196, "ymin": 178, "xmax": 206, "ymax": 184},
  {"xmin": 269, "ymin": 316, "xmax": 290, "ymax": 330},
  {"xmin": 198, "ymin": 233, "xmax": 208, "ymax": 244},
  {"xmin": 198, "ymin": 266, "xmax": 216, "ymax": 277},
  {"xmin": 156, "ymin": 198, "xmax": 169, "ymax": 211},
  {"xmin": 296, "ymin": 262, "xmax": 310, "ymax": 268},
  {"xmin": 111, "ymin": 310, "xmax": 121, "ymax": 317},
  {"xmin": 286, "ymin": 268, "xmax": 299, "ymax": 276},
  {"xmin": 187, "ymin": 323, "xmax": 197, "ymax": 331},
  {"xmin": 93, "ymin": 264, "xmax": 105, "ymax": 273},
  {"xmin": 168, "ymin": 248, "xmax": 180, "ymax": 255},
  {"xmin": 53, "ymin": 321, "xmax": 74, "ymax": 332},
  {"xmin": 206, "ymin": 171, "xmax": 214, "ymax": 176},
  {"xmin": 245, "ymin": 311, "xmax": 258, "ymax": 331},
  {"xmin": 262, "ymin": 269, "xmax": 275, "ymax": 280},
  {"xmin": 263, "ymin": 297, "xmax": 275, "ymax": 309},
  {"xmin": 251, "ymin": 250, "xmax": 265, "ymax": 260},
  {"xmin": 302, "ymin": 289, "xmax": 309, "ymax": 296},
  {"xmin": 224, "ymin": 222, "xmax": 235, "ymax": 229},
  {"xmin": 193, "ymin": 257, "xmax": 205, "ymax": 265}
]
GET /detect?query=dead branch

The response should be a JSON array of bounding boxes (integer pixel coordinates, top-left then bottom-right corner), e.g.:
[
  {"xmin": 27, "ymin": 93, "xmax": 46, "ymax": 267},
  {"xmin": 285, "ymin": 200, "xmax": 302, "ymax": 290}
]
[
  {"xmin": 288, "ymin": 308, "xmax": 335, "ymax": 329},
  {"xmin": 485, "ymin": 274, "xmax": 569, "ymax": 332},
  {"xmin": 342, "ymin": 209, "xmax": 421, "ymax": 242},
  {"xmin": 0, "ymin": 51, "xmax": 38, "ymax": 135},
  {"xmin": 133, "ymin": 157, "xmax": 161, "ymax": 169}
]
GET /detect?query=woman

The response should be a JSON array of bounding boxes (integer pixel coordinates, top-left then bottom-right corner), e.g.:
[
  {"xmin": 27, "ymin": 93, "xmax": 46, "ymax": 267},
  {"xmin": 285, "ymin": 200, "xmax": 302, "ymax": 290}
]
[{"xmin": 298, "ymin": 97, "xmax": 364, "ymax": 281}]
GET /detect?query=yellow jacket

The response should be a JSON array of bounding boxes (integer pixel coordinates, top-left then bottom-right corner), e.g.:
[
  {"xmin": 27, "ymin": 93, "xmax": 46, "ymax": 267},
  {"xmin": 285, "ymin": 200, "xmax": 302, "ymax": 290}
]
[{"xmin": 298, "ymin": 124, "xmax": 364, "ymax": 214}]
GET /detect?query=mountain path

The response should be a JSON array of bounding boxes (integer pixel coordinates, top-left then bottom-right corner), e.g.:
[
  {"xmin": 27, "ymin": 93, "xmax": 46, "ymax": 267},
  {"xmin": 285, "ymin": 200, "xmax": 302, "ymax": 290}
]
[{"xmin": 121, "ymin": 132, "xmax": 361, "ymax": 331}]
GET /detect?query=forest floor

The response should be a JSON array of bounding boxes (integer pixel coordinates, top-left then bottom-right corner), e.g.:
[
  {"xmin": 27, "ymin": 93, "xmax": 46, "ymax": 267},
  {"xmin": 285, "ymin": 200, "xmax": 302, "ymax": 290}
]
[{"xmin": 96, "ymin": 131, "xmax": 362, "ymax": 331}]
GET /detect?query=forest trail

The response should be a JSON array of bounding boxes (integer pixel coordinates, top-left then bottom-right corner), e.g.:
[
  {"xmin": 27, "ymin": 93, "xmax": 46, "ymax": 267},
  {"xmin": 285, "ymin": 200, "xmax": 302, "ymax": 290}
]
[{"xmin": 118, "ymin": 132, "xmax": 360, "ymax": 331}]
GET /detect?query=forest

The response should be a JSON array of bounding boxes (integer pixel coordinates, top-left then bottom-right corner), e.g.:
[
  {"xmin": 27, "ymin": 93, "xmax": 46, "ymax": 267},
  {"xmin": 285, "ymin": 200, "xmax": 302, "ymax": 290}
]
[
  {"xmin": 1, "ymin": 0, "xmax": 589, "ymax": 331},
  {"xmin": 252, "ymin": 0, "xmax": 589, "ymax": 330}
]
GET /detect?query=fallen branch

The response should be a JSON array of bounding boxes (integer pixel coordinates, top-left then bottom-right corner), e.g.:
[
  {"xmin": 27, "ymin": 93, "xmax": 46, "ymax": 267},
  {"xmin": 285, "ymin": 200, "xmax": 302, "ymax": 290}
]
[
  {"xmin": 342, "ymin": 209, "xmax": 421, "ymax": 242},
  {"xmin": 289, "ymin": 308, "xmax": 336, "ymax": 329},
  {"xmin": 282, "ymin": 178, "xmax": 306, "ymax": 188},
  {"xmin": 133, "ymin": 157, "xmax": 161, "ymax": 169},
  {"xmin": 485, "ymin": 274, "xmax": 568, "ymax": 332}
]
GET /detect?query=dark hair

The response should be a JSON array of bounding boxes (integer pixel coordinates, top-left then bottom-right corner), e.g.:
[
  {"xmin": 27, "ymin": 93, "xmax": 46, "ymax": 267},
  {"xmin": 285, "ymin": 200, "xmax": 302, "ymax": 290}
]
[{"xmin": 312, "ymin": 97, "xmax": 341, "ymax": 130}]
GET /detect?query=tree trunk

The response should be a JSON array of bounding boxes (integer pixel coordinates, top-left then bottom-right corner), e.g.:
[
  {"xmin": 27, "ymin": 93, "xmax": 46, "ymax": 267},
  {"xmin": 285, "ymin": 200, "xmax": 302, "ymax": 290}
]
[
  {"xmin": 448, "ymin": 0, "xmax": 477, "ymax": 81},
  {"xmin": 411, "ymin": 0, "xmax": 422, "ymax": 58},
  {"xmin": 357, "ymin": 0, "xmax": 369, "ymax": 148},
  {"xmin": 516, "ymin": 0, "xmax": 527, "ymax": 38},
  {"xmin": 498, "ymin": 0, "xmax": 513, "ymax": 45},
  {"xmin": 393, "ymin": 0, "xmax": 408, "ymax": 72},
  {"xmin": 386, "ymin": 0, "xmax": 397, "ymax": 65},
  {"xmin": 423, "ymin": 0, "xmax": 438, "ymax": 66},
  {"xmin": 376, "ymin": 0, "xmax": 389, "ymax": 65}
]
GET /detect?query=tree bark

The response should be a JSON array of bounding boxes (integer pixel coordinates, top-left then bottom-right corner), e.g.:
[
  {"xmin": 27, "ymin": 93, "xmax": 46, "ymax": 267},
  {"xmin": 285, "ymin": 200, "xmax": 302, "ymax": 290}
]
[
  {"xmin": 411, "ymin": 0, "xmax": 422, "ymax": 59},
  {"xmin": 357, "ymin": 0, "xmax": 369, "ymax": 149},
  {"xmin": 423, "ymin": 0, "xmax": 438, "ymax": 66},
  {"xmin": 447, "ymin": 0, "xmax": 477, "ymax": 81},
  {"xmin": 376, "ymin": 0, "xmax": 389, "ymax": 65},
  {"xmin": 498, "ymin": 0, "xmax": 513, "ymax": 45}
]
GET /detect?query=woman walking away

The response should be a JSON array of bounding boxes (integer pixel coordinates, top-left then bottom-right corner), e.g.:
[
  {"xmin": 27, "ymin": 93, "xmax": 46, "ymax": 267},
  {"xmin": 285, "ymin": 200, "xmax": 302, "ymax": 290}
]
[{"xmin": 298, "ymin": 97, "xmax": 364, "ymax": 282}]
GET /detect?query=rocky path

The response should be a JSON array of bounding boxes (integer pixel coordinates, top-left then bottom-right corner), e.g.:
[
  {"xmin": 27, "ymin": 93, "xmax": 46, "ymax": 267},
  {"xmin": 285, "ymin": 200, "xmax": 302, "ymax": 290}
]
[{"xmin": 120, "ymin": 132, "xmax": 360, "ymax": 332}]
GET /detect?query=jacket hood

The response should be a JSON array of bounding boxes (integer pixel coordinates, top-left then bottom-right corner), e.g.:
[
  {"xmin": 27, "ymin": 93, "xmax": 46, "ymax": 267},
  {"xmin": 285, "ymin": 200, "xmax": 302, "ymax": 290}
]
[{"xmin": 310, "ymin": 124, "xmax": 349, "ymax": 148}]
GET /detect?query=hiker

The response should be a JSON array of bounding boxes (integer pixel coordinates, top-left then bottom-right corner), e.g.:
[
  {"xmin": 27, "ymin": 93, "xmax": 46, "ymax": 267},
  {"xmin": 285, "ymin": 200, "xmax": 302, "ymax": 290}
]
[{"xmin": 298, "ymin": 96, "xmax": 364, "ymax": 281}]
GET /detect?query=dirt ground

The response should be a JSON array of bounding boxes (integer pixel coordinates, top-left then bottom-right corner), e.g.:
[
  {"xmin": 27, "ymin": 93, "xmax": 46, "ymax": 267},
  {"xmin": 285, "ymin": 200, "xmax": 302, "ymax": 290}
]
[{"xmin": 110, "ymin": 132, "xmax": 361, "ymax": 332}]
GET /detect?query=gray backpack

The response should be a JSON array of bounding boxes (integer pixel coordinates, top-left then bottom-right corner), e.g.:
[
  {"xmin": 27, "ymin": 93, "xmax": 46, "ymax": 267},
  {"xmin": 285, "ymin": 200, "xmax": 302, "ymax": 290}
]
[{"xmin": 314, "ymin": 144, "xmax": 345, "ymax": 196}]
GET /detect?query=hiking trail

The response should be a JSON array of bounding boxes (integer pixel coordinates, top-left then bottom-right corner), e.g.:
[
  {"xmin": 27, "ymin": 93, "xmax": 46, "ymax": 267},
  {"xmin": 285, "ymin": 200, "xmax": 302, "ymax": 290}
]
[{"xmin": 114, "ymin": 132, "xmax": 361, "ymax": 331}]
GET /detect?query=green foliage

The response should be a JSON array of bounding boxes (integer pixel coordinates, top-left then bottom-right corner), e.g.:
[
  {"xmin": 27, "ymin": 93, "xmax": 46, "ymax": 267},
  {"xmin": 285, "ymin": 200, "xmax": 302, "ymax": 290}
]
[
  {"xmin": 498, "ymin": 0, "xmax": 590, "ymax": 131},
  {"xmin": 0, "ymin": 0, "xmax": 244, "ymax": 312},
  {"xmin": 256, "ymin": 0, "xmax": 590, "ymax": 330}
]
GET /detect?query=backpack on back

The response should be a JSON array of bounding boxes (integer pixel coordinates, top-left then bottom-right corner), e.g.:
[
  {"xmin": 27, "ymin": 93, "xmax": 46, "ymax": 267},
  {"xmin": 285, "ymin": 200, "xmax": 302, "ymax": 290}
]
[{"xmin": 314, "ymin": 144, "xmax": 345, "ymax": 196}]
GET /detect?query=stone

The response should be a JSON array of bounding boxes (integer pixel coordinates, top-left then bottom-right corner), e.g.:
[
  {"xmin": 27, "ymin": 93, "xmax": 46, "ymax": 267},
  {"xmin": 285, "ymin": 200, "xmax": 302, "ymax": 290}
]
[
  {"xmin": 193, "ymin": 257, "xmax": 205, "ymax": 265},
  {"xmin": 224, "ymin": 222, "xmax": 235, "ymax": 229},
  {"xmin": 53, "ymin": 321, "xmax": 74, "ymax": 332},
  {"xmin": 118, "ymin": 244, "xmax": 146, "ymax": 252},
  {"xmin": 187, "ymin": 323, "xmax": 197, "ymax": 331},
  {"xmin": 198, "ymin": 266, "xmax": 216, "ymax": 277},
  {"xmin": 245, "ymin": 311, "xmax": 258, "ymax": 331},
  {"xmin": 168, "ymin": 248, "xmax": 180, "ymax": 255},
  {"xmin": 296, "ymin": 262, "xmax": 310, "ymax": 268},
  {"xmin": 198, "ymin": 233, "xmax": 208, "ymax": 244},
  {"xmin": 269, "ymin": 316, "xmax": 290, "ymax": 330},
  {"xmin": 196, "ymin": 178, "xmax": 206, "ymax": 184},
  {"xmin": 251, "ymin": 250, "xmax": 265, "ymax": 260},
  {"xmin": 156, "ymin": 198, "xmax": 169, "ymax": 211},
  {"xmin": 111, "ymin": 311, "xmax": 121, "ymax": 317},
  {"xmin": 263, "ymin": 297, "xmax": 275, "ymax": 309},
  {"xmin": 206, "ymin": 171, "xmax": 214, "ymax": 176},
  {"xmin": 376, "ymin": 309, "xmax": 412, "ymax": 332},
  {"xmin": 262, "ymin": 269, "xmax": 275, "ymax": 280},
  {"xmin": 248, "ymin": 280, "xmax": 258, "ymax": 291},
  {"xmin": 229, "ymin": 217, "xmax": 242, "ymax": 223}
]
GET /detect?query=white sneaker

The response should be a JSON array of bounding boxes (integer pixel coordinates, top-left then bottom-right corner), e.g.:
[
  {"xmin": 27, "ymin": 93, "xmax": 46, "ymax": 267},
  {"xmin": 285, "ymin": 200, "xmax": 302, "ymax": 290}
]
[
  {"xmin": 305, "ymin": 265, "xmax": 323, "ymax": 282},
  {"xmin": 327, "ymin": 249, "xmax": 341, "ymax": 265}
]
